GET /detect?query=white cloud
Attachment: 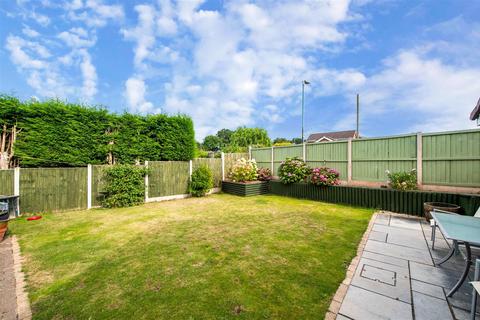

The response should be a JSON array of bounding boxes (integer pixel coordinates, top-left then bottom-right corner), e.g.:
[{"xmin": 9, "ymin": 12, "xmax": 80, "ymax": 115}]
[
  {"xmin": 349, "ymin": 49, "xmax": 480, "ymax": 133},
  {"xmin": 22, "ymin": 25, "xmax": 40, "ymax": 37},
  {"xmin": 79, "ymin": 50, "xmax": 97, "ymax": 100},
  {"xmin": 58, "ymin": 27, "xmax": 96, "ymax": 48},
  {"xmin": 124, "ymin": 77, "xmax": 158, "ymax": 113},
  {"xmin": 66, "ymin": 0, "xmax": 124, "ymax": 27},
  {"xmin": 5, "ymin": 35, "xmax": 49, "ymax": 69}
]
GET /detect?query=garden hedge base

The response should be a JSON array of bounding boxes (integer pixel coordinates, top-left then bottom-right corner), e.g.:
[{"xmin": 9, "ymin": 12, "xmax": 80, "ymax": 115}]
[
  {"xmin": 222, "ymin": 181, "xmax": 269, "ymax": 197},
  {"xmin": 269, "ymin": 180, "xmax": 480, "ymax": 217}
]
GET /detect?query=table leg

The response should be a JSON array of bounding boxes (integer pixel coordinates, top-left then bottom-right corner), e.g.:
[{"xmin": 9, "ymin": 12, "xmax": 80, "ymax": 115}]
[
  {"xmin": 471, "ymin": 259, "xmax": 479, "ymax": 320},
  {"xmin": 436, "ymin": 240, "xmax": 457, "ymax": 266},
  {"xmin": 447, "ymin": 242, "xmax": 472, "ymax": 297}
]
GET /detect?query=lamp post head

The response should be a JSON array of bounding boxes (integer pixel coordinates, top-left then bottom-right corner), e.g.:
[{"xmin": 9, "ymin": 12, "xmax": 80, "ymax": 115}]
[{"xmin": 303, "ymin": 80, "xmax": 310, "ymax": 85}]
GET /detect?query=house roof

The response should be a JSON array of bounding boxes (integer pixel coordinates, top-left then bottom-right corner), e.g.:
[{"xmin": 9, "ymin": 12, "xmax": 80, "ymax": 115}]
[
  {"xmin": 307, "ymin": 130, "xmax": 357, "ymax": 142},
  {"xmin": 470, "ymin": 97, "xmax": 480, "ymax": 120}
]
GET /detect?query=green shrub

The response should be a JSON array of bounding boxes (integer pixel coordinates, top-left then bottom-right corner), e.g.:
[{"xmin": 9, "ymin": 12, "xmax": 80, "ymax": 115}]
[
  {"xmin": 189, "ymin": 165, "xmax": 214, "ymax": 197},
  {"xmin": 386, "ymin": 169, "xmax": 417, "ymax": 190},
  {"xmin": 310, "ymin": 167, "xmax": 340, "ymax": 186},
  {"xmin": 228, "ymin": 158, "xmax": 258, "ymax": 182},
  {"xmin": 102, "ymin": 165, "xmax": 148, "ymax": 208},
  {"xmin": 278, "ymin": 157, "xmax": 311, "ymax": 184},
  {"xmin": 257, "ymin": 167, "xmax": 272, "ymax": 181}
]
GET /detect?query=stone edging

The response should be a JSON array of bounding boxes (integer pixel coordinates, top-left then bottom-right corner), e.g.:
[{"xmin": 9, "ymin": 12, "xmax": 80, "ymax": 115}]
[
  {"xmin": 324, "ymin": 211, "xmax": 379, "ymax": 320},
  {"xmin": 11, "ymin": 236, "xmax": 32, "ymax": 320}
]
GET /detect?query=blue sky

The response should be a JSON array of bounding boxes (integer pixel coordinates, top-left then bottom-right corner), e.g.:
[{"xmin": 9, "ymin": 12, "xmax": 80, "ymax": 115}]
[{"xmin": 1, "ymin": 0, "xmax": 479, "ymax": 141}]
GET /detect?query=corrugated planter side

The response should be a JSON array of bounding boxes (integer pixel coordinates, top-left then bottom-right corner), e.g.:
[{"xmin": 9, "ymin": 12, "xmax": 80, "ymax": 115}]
[
  {"xmin": 222, "ymin": 181, "xmax": 269, "ymax": 197},
  {"xmin": 269, "ymin": 180, "xmax": 480, "ymax": 216}
]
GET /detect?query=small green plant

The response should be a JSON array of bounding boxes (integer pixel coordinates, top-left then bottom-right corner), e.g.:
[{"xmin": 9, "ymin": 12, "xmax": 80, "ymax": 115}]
[
  {"xmin": 257, "ymin": 167, "xmax": 272, "ymax": 181},
  {"xmin": 189, "ymin": 165, "xmax": 214, "ymax": 197},
  {"xmin": 386, "ymin": 169, "xmax": 417, "ymax": 191},
  {"xmin": 228, "ymin": 158, "xmax": 258, "ymax": 182},
  {"xmin": 310, "ymin": 167, "xmax": 340, "ymax": 186},
  {"xmin": 103, "ymin": 164, "xmax": 148, "ymax": 208},
  {"xmin": 278, "ymin": 157, "xmax": 311, "ymax": 184}
]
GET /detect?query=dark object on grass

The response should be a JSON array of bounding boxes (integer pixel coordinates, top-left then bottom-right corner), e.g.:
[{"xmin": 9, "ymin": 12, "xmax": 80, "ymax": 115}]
[{"xmin": 27, "ymin": 216, "xmax": 42, "ymax": 221}]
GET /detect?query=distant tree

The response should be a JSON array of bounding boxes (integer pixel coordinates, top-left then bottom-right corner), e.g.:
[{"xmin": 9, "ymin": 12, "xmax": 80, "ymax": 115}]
[
  {"xmin": 291, "ymin": 137, "xmax": 303, "ymax": 144},
  {"xmin": 273, "ymin": 137, "xmax": 290, "ymax": 144},
  {"xmin": 229, "ymin": 127, "xmax": 271, "ymax": 152},
  {"xmin": 216, "ymin": 128, "xmax": 233, "ymax": 148},
  {"xmin": 202, "ymin": 135, "xmax": 221, "ymax": 151}
]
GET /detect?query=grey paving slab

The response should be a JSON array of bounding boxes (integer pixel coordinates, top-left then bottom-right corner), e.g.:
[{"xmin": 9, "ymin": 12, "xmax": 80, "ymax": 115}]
[
  {"xmin": 361, "ymin": 251, "xmax": 409, "ymax": 268},
  {"xmin": 389, "ymin": 216, "xmax": 422, "ymax": 231},
  {"xmin": 0, "ymin": 237, "xmax": 17, "ymax": 320},
  {"xmin": 447, "ymin": 283, "xmax": 480, "ymax": 312},
  {"xmin": 335, "ymin": 314, "xmax": 351, "ymax": 320},
  {"xmin": 373, "ymin": 224, "xmax": 425, "ymax": 239},
  {"xmin": 411, "ymin": 279, "xmax": 445, "ymax": 300},
  {"xmin": 365, "ymin": 239, "xmax": 433, "ymax": 265},
  {"xmin": 338, "ymin": 285, "xmax": 412, "ymax": 320},
  {"xmin": 368, "ymin": 230, "xmax": 387, "ymax": 242},
  {"xmin": 410, "ymin": 261, "xmax": 466, "ymax": 289},
  {"xmin": 451, "ymin": 306, "xmax": 480, "ymax": 320},
  {"xmin": 387, "ymin": 231, "xmax": 429, "ymax": 250},
  {"xmin": 375, "ymin": 214, "xmax": 390, "ymax": 226},
  {"xmin": 351, "ymin": 257, "xmax": 411, "ymax": 303},
  {"xmin": 412, "ymin": 291, "xmax": 453, "ymax": 320}
]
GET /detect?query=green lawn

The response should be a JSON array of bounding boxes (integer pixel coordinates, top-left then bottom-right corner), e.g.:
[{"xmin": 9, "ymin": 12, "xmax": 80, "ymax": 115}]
[{"xmin": 9, "ymin": 193, "xmax": 373, "ymax": 319}]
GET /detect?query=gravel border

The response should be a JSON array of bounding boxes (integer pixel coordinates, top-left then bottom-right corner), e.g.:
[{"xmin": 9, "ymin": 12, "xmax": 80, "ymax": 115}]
[{"xmin": 11, "ymin": 236, "xmax": 32, "ymax": 320}]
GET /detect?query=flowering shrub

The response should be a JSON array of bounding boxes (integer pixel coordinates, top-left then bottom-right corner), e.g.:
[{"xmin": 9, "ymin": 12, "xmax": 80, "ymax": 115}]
[
  {"xmin": 257, "ymin": 167, "xmax": 272, "ymax": 181},
  {"xmin": 386, "ymin": 169, "xmax": 417, "ymax": 191},
  {"xmin": 278, "ymin": 157, "xmax": 311, "ymax": 184},
  {"xmin": 310, "ymin": 167, "xmax": 340, "ymax": 186},
  {"xmin": 228, "ymin": 158, "xmax": 258, "ymax": 182}
]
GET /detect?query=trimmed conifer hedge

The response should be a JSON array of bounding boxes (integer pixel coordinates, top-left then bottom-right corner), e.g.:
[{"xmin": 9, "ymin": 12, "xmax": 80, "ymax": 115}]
[{"xmin": 0, "ymin": 95, "xmax": 195, "ymax": 167}]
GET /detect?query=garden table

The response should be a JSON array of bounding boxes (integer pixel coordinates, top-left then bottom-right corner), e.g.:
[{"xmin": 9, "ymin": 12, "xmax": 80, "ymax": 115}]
[{"xmin": 431, "ymin": 212, "xmax": 480, "ymax": 297}]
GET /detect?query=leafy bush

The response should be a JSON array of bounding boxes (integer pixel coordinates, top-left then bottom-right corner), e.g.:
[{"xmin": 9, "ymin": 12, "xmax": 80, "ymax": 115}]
[
  {"xmin": 257, "ymin": 167, "xmax": 272, "ymax": 181},
  {"xmin": 278, "ymin": 157, "xmax": 311, "ymax": 184},
  {"xmin": 103, "ymin": 165, "xmax": 148, "ymax": 208},
  {"xmin": 386, "ymin": 169, "xmax": 417, "ymax": 190},
  {"xmin": 310, "ymin": 167, "xmax": 340, "ymax": 186},
  {"xmin": 228, "ymin": 158, "xmax": 258, "ymax": 182},
  {"xmin": 189, "ymin": 165, "xmax": 214, "ymax": 197}
]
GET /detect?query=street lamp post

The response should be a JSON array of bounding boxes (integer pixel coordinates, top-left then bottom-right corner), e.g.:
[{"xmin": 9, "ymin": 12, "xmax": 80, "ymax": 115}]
[{"xmin": 301, "ymin": 80, "xmax": 310, "ymax": 143}]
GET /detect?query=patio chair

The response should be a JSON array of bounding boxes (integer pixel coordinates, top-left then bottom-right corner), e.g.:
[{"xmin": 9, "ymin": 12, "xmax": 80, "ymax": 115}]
[
  {"xmin": 471, "ymin": 259, "xmax": 480, "ymax": 320},
  {"xmin": 431, "ymin": 206, "xmax": 480, "ymax": 250}
]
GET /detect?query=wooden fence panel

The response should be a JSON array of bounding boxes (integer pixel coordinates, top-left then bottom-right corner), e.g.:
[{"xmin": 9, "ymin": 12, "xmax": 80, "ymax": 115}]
[
  {"xmin": 306, "ymin": 141, "xmax": 348, "ymax": 180},
  {"xmin": 423, "ymin": 130, "xmax": 480, "ymax": 186},
  {"xmin": 273, "ymin": 145, "xmax": 303, "ymax": 175},
  {"xmin": 0, "ymin": 169, "xmax": 14, "ymax": 195},
  {"xmin": 92, "ymin": 165, "xmax": 109, "ymax": 207},
  {"xmin": 20, "ymin": 167, "xmax": 87, "ymax": 213},
  {"xmin": 250, "ymin": 148, "xmax": 271, "ymax": 170},
  {"xmin": 352, "ymin": 135, "xmax": 417, "ymax": 182},
  {"xmin": 192, "ymin": 158, "xmax": 222, "ymax": 187},
  {"xmin": 148, "ymin": 161, "xmax": 190, "ymax": 197}
]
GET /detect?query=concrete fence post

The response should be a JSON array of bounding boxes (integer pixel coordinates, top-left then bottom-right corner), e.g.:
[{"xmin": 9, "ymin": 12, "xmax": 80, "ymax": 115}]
[
  {"xmin": 271, "ymin": 146, "xmax": 274, "ymax": 175},
  {"xmin": 221, "ymin": 152, "xmax": 225, "ymax": 181},
  {"xmin": 144, "ymin": 161, "xmax": 149, "ymax": 202},
  {"xmin": 189, "ymin": 160, "xmax": 193, "ymax": 181},
  {"xmin": 416, "ymin": 133, "xmax": 423, "ymax": 186},
  {"xmin": 87, "ymin": 164, "xmax": 92, "ymax": 209},
  {"xmin": 347, "ymin": 138, "xmax": 352, "ymax": 183},
  {"xmin": 14, "ymin": 167, "xmax": 20, "ymax": 196}
]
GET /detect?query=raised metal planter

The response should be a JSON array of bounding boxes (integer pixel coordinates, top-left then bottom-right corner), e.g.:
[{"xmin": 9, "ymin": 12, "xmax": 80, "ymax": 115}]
[
  {"xmin": 268, "ymin": 180, "xmax": 480, "ymax": 217},
  {"xmin": 222, "ymin": 180, "xmax": 269, "ymax": 197}
]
